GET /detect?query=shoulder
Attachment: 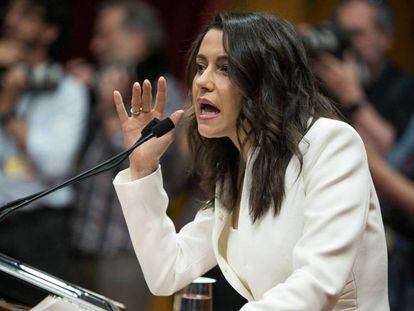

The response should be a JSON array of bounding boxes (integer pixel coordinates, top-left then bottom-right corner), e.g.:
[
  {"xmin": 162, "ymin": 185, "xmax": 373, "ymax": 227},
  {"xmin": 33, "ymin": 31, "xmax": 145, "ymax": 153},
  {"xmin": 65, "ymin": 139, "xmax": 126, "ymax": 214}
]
[
  {"xmin": 45, "ymin": 76, "xmax": 89, "ymax": 118},
  {"xmin": 300, "ymin": 117, "xmax": 366, "ymax": 167},
  {"xmin": 54, "ymin": 75, "xmax": 89, "ymax": 108},
  {"xmin": 57, "ymin": 75, "xmax": 88, "ymax": 98},
  {"xmin": 384, "ymin": 64, "xmax": 414, "ymax": 95},
  {"xmin": 387, "ymin": 64, "xmax": 414, "ymax": 82},
  {"xmin": 52, "ymin": 75, "xmax": 89, "ymax": 105},
  {"xmin": 303, "ymin": 117, "xmax": 362, "ymax": 146}
]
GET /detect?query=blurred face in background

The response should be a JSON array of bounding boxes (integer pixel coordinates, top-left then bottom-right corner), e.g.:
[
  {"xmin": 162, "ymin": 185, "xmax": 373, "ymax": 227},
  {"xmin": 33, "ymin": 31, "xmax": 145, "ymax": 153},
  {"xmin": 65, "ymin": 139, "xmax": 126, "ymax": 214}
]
[
  {"xmin": 336, "ymin": 0, "xmax": 393, "ymax": 71},
  {"xmin": 90, "ymin": 6, "xmax": 148, "ymax": 65},
  {"xmin": 192, "ymin": 29, "xmax": 243, "ymax": 144},
  {"xmin": 3, "ymin": 0, "xmax": 57, "ymax": 51}
]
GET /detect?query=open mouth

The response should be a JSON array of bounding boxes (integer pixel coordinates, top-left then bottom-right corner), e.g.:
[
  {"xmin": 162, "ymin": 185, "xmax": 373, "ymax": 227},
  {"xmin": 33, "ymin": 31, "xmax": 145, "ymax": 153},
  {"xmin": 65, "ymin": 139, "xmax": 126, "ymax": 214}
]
[{"xmin": 200, "ymin": 102, "xmax": 220, "ymax": 115}]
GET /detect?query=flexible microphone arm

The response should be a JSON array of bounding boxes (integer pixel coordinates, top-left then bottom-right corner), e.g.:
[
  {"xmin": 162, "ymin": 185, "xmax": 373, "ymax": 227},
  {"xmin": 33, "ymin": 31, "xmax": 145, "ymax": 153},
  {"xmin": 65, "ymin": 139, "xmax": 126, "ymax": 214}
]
[{"xmin": 0, "ymin": 117, "xmax": 175, "ymax": 223}]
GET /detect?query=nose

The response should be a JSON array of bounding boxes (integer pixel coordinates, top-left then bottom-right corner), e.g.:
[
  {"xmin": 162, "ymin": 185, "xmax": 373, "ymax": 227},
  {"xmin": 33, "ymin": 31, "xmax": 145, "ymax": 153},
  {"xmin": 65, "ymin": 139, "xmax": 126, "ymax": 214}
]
[{"xmin": 195, "ymin": 67, "xmax": 214, "ymax": 93}]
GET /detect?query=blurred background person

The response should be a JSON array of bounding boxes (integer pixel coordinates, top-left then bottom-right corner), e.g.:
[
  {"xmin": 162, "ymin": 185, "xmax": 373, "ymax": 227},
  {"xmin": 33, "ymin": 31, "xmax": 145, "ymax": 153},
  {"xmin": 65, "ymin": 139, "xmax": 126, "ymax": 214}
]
[
  {"xmin": 374, "ymin": 114, "xmax": 414, "ymax": 310},
  {"xmin": 368, "ymin": 121, "xmax": 414, "ymax": 219},
  {"xmin": 69, "ymin": 1, "xmax": 188, "ymax": 309},
  {"xmin": 307, "ymin": 0, "xmax": 414, "ymax": 309},
  {"xmin": 68, "ymin": 0, "xmax": 186, "ymax": 196},
  {"xmin": 0, "ymin": 0, "xmax": 88, "ymax": 280},
  {"xmin": 0, "ymin": 0, "xmax": 413, "ymax": 309},
  {"xmin": 364, "ymin": 115, "xmax": 414, "ymax": 309},
  {"xmin": 310, "ymin": 0, "xmax": 414, "ymax": 155}
]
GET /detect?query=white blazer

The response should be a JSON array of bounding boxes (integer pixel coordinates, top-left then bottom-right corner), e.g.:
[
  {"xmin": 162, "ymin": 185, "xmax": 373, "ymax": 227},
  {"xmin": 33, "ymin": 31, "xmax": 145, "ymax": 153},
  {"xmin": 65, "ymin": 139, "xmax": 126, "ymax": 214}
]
[{"xmin": 113, "ymin": 118, "xmax": 389, "ymax": 310}]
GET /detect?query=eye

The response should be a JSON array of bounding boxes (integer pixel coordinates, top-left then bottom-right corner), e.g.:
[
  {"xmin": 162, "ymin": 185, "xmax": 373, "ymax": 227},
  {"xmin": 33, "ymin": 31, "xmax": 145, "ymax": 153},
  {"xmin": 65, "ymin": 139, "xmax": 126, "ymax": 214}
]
[
  {"xmin": 220, "ymin": 64, "xmax": 229, "ymax": 74},
  {"xmin": 196, "ymin": 63, "xmax": 206, "ymax": 74}
]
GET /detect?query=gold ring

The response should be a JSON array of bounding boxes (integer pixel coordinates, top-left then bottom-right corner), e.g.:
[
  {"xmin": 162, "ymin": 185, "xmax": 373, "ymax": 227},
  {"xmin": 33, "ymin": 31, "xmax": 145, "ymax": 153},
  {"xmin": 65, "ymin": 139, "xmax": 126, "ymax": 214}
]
[{"xmin": 130, "ymin": 107, "xmax": 142, "ymax": 116}]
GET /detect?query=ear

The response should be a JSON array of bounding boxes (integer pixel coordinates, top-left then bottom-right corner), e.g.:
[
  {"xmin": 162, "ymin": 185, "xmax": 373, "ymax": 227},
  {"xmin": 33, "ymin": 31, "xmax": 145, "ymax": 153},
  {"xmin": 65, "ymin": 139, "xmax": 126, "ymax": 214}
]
[{"xmin": 42, "ymin": 24, "xmax": 59, "ymax": 45}]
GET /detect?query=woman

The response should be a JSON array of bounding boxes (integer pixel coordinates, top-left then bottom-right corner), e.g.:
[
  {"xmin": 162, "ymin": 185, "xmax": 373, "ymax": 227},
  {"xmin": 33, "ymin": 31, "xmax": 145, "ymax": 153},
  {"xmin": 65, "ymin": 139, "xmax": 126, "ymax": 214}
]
[{"xmin": 112, "ymin": 12, "xmax": 389, "ymax": 310}]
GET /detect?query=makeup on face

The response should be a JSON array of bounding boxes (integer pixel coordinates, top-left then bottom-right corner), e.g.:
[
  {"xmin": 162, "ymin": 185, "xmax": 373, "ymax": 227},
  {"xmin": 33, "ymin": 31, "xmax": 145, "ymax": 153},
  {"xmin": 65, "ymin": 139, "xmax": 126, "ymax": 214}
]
[{"xmin": 192, "ymin": 29, "xmax": 242, "ymax": 143}]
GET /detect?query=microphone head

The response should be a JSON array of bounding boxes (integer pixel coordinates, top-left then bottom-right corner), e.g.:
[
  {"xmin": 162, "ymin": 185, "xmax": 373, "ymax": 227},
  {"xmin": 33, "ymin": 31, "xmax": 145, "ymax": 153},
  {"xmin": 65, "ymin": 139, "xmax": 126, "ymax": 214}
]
[
  {"xmin": 141, "ymin": 118, "xmax": 160, "ymax": 137},
  {"xmin": 152, "ymin": 117, "xmax": 175, "ymax": 137}
]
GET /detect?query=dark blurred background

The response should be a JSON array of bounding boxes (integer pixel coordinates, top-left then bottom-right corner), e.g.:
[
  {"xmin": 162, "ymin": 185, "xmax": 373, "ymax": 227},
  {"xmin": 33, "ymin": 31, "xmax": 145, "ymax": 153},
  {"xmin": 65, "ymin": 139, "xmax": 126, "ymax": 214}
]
[
  {"xmin": 0, "ymin": 0, "xmax": 413, "ymax": 310},
  {"xmin": 63, "ymin": 0, "xmax": 414, "ymax": 77}
]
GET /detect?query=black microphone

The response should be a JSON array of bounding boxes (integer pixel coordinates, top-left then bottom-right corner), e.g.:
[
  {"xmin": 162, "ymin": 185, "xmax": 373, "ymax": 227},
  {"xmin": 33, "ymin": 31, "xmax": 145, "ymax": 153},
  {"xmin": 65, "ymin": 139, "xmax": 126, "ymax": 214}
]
[
  {"xmin": 152, "ymin": 117, "xmax": 175, "ymax": 137},
  {"xmin": 0, "ymin": 117, "xmax": 175, "ymax": 222},
  {"xmin": 141, "ymin": 118, "xmax": 160, "ymax": 137}
]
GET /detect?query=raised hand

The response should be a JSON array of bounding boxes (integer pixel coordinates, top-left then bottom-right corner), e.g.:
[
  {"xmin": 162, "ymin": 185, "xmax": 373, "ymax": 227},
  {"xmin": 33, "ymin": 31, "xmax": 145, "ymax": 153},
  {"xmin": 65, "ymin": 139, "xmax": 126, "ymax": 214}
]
[
  {"xmin": 311, "ymin": 52, "xmax": 364, "ymax": 106},
  {"xmin": 0, "ymin": 40, "xmax": 23, "ymax": 67},
  {"xmin": 113, "ymin": 77, "xmax": 184, "ymax": 180}
]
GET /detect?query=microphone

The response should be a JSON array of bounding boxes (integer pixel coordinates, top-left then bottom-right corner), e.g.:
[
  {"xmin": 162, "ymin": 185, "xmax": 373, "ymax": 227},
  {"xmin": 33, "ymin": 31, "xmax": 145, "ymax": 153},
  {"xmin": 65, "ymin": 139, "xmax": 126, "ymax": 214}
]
[
  {"xmin": 0, "ymin": 117, "xmax": 175, "ymax": 222},
  {"xmin": 152, "ymin": 117, "xmax": 174, "ymax": 137}
]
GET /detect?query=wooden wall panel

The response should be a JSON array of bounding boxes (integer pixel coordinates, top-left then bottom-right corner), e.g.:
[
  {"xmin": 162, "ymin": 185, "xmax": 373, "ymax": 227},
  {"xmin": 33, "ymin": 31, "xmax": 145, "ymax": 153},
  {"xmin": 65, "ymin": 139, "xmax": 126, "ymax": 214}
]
[
  {"xmin": 227, "ymin": 0, "xmax": 414, "ymax": 73},
  {"xmin": 389, "ymin": 0, "xmax": 414, "ymax": 73},
  {"xmin": 233, "ymin": 0, "xmax": 307, "ymax": 22}
]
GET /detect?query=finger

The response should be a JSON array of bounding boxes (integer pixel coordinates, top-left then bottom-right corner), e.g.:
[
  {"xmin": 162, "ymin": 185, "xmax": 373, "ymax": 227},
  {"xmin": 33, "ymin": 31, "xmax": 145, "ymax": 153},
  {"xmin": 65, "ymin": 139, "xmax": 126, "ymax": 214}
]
[
  {"xmin": 142, "ymin": 79, "xmax": 152, "ymax": 112},
  {"xmin": 154, "ymin": 76, "xmax": 167, "ymax": 114},
  {"xmin": 131, "ymin": 82, "xmax": 142, "ymax": 112},
  {"xmin": 113, "ymin": 91, "xmax": 129, "ymax": 123},
  {"xmin": 314, "ymin": 57, "xmax": 337, "ymax": 76},
  {"xmin": 319, "ymin": 52, "xmax": 342, "ymax": 68},
  {"xmin": 160, "ymin": 110, "xmax": 185, "ymax": 144},
  {"xmin": 344, "ymin": 50, "xmax": 357, "ymax": 66}
]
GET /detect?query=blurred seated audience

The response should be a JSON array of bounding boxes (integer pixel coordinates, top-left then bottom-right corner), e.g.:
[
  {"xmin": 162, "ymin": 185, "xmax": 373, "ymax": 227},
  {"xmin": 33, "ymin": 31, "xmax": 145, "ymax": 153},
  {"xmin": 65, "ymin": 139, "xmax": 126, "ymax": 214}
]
[
  {"xmin": 0, "ymin": 0, "xmax": 88, "ymax": 279},
  {"xmin": 308, "ymin": 1, "xmax": 414, "ymax": 309},
  {"xmin": 372, "ymin": 116, "xmax": 414, "ymax": 217},
  {"xmin": 310, "ymin": 0, "xmax": 414, "ymax": 155},
  {"xmin": 69, "ymin": 1, "xmax": 187, "ymax": 309},
  {"xmin": 369, "ymin": 115, "xmax": 414, "ymax": 310},
  {"xmin": 68, "ymin": 0, "xmax": 186, "ymax": 196}
]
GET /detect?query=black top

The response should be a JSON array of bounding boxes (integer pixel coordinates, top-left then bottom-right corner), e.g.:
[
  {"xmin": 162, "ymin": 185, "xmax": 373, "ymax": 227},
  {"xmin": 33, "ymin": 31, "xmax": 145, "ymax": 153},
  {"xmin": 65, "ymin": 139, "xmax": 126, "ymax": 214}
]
[{"xmin": 365, "ymin": 63, "xmax": 414, "ymax": 138}]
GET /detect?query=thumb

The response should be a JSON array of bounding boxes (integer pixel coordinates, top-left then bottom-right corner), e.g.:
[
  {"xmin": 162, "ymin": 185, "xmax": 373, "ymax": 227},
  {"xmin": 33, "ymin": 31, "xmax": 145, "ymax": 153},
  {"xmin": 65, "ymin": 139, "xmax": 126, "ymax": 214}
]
[
  {"xmin": 169, "ymin": 109, "xmax": 185, "ymax": 126},
  {"xmin": 158, "ymin": 110, "xmax": 185, "ymax": 145},
  {"xmin": 344, "ymin": 50, "xmax": 357, "ymax": 65}
]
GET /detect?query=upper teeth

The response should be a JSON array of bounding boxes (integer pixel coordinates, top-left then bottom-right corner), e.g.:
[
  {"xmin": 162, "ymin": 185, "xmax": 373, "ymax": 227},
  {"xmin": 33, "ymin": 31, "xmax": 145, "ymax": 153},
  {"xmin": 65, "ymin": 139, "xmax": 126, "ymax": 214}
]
[{"xmin": 200, "ymin": 102, "xmax": 219, "ymax": 114}]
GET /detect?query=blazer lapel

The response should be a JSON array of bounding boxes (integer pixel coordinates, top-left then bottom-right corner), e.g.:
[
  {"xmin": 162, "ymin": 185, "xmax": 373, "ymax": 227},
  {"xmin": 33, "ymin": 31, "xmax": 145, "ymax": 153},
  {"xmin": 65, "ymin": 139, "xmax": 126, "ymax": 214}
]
[{"xmin": 212, "ymin": 200, "xmax": 254, "ymax": 301}]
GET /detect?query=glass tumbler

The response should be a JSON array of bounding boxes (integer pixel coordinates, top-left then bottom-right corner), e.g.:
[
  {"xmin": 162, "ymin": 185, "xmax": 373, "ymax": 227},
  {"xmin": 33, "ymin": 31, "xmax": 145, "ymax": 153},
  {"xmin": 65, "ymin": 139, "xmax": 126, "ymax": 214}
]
[{"xmin": 173, "ymin": 277, "xmax": 216, "ymax": 311}]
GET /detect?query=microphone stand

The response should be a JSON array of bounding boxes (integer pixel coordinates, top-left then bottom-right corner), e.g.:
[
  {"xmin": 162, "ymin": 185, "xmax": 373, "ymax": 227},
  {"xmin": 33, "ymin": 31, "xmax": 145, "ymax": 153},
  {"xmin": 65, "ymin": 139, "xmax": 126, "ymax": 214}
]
[{"xmin": 0, "ymin": 117, "xmax": 174, "ymax": 223}]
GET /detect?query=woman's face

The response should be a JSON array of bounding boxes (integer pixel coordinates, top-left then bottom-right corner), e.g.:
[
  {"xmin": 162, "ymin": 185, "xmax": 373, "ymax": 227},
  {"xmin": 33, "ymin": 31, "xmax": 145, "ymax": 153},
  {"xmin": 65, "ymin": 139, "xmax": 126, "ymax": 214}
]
[{"xmin": 192, "ymin": 29, "xmax": 242, "ymax": 144}]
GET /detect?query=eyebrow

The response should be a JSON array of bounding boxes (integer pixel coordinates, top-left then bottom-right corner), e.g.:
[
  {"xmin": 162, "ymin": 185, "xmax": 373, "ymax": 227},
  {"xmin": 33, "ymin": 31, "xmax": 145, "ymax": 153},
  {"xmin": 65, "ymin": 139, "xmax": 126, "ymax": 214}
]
[{"xmin": 196, "ymin": 54, "xmax": 228, "ymax": 62}]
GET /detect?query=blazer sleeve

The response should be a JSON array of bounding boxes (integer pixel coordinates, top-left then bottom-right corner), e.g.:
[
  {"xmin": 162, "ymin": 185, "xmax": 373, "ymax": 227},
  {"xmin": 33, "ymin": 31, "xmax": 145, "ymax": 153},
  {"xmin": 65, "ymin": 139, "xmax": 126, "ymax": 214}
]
[
  {"xmin": 241, "ymin": 120, "xmax": 372, "ymax": 310},
  {"xmin": 113, "ymin": 166, "xmax": 217, "ymax": 296}
]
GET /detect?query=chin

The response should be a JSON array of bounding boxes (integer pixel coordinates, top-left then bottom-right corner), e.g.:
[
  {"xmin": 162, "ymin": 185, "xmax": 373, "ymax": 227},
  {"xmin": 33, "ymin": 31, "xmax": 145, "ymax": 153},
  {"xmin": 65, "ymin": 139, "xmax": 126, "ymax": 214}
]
[{"xmin": 197, "ymin": 124, "xmax": 222, "ymax": 139}]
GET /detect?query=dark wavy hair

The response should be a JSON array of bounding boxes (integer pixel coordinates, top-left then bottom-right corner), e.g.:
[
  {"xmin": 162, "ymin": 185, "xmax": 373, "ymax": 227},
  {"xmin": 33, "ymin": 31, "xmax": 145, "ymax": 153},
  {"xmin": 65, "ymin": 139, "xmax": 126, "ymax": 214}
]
[{"xmin": 185, "ymin": 12, "xmax": 339, "ymax": 222}]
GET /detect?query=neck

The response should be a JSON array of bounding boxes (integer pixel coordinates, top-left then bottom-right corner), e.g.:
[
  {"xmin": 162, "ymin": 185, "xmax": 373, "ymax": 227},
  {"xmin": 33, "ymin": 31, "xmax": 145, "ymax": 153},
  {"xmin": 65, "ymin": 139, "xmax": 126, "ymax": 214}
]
[
  {"xmin": 368, "ymin": 60, "xmax": 386, "ymax": 82},
  {"xmin": 230, "ymin": 132, "xmax": 253, "ymax": 163},
  {"xmin": 229, "ymin": 119, "xmax": 254, "ymax": 162},
  {"xmin": 240, "ymin": 142, "xmax": 252, "ymax": 163}
]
